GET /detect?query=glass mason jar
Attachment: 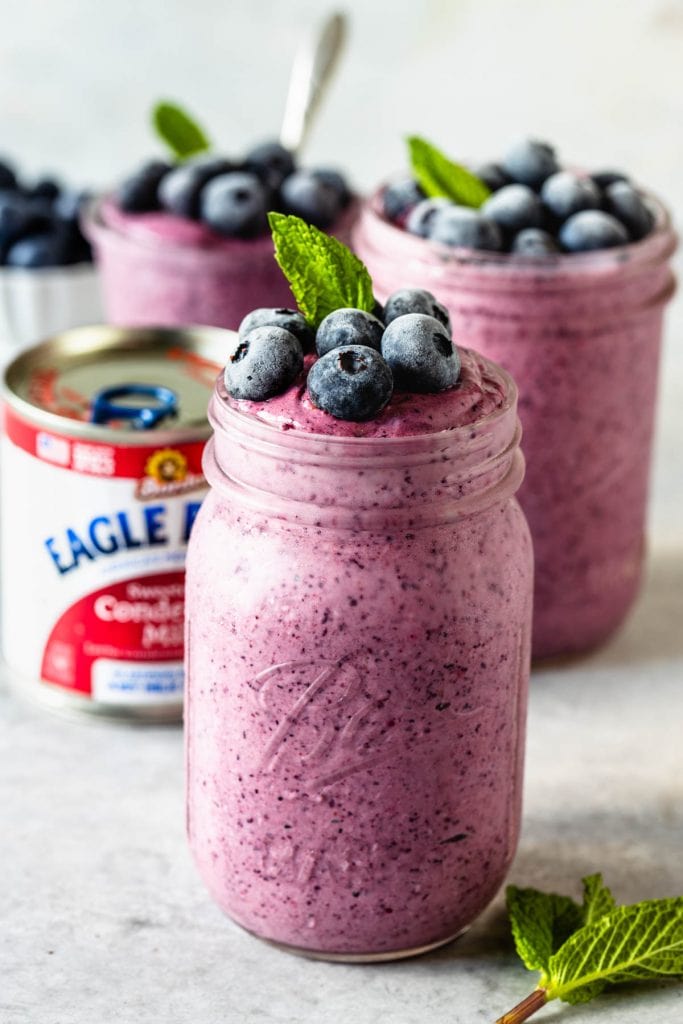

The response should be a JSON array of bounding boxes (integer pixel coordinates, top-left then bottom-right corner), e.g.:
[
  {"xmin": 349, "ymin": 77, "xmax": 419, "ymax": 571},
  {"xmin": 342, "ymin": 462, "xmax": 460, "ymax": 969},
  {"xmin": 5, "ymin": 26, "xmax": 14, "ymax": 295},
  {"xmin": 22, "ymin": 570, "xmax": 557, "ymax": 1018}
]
[
  {"xmin": 353, "ymin": 192, "xmax": 677, "ymax": 660},
  {"xmin": 185, "ymin": 359, "xmax": 533, "ymax": 961}
]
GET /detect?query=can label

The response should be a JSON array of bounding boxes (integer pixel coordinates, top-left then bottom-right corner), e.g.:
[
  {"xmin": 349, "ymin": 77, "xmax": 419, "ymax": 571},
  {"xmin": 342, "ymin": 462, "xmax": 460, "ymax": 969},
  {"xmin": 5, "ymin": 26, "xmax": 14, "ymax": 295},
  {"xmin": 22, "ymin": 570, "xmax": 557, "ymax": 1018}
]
[{"xmin": 1, "ymin": 407, "xmax": 207, "ymax": 704}]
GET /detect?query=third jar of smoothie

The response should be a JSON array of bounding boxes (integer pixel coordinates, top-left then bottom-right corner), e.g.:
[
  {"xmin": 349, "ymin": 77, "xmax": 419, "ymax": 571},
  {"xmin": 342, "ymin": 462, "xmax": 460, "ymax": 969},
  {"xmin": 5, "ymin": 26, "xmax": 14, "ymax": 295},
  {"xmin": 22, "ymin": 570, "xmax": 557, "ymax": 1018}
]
[
  {"xmin": 353, "ymin": 176, "xmax": 677, "ymax": 659},
  {"xmin": 185, "ymin": 346, "xmax": 532, "ymax": 959}
]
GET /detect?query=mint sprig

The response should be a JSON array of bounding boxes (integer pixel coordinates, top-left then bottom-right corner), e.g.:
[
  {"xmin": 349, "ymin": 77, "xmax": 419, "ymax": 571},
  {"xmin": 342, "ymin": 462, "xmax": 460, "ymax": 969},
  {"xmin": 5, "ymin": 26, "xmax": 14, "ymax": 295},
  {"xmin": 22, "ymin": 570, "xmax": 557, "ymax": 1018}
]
[
  {"xmin": 497, "ymin": 876, "xmax": 683, "ymax": 1023},
  {"xmin": 268, "ymin": 212, "xmax": 375, "ymax": 328},
  {"xmin": 407, "ymin": 135, "xmax": 491, "ymax": 209},
  {"xmin": 152, "ymin": 101, "xmax": 211, "ymax": 160}
]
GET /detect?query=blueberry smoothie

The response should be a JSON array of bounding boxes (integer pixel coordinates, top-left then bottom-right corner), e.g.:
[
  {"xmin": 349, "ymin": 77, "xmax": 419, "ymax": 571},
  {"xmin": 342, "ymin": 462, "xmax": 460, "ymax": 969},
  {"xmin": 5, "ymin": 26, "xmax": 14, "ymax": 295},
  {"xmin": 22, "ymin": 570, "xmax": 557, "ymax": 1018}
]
[
  {"xmin": 352, "ymin": 138, "xmax": 677, "ymax": 659},
  {"xmin": 185, "ymin": 261, "xmax": 533, "ymax": 958}
]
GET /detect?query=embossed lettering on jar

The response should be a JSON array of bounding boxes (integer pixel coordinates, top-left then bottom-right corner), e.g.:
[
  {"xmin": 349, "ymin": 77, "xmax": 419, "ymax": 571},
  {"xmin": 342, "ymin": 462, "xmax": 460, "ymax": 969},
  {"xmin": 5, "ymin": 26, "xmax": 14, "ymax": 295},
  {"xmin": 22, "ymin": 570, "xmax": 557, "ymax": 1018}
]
[{"xmin": 185, "ymin": 356, "xmax": 533, "ymax": 960}]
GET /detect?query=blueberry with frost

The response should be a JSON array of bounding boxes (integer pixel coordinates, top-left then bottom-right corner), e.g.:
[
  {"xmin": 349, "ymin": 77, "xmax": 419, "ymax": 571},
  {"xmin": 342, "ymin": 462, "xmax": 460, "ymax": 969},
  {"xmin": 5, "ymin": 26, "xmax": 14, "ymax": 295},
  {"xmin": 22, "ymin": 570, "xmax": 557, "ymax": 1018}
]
[
  {"xmin": 559, "ymin": 210, "xmax": 630, "ymax": 252},
  {"xmin": 482, "ymin": 184, "xmax": 545, "ymax": 233},
  {"xmin": 201, "ymin": 172, "xmax": 268, "ymax": 237},
  {"xmin": 381, "ymin": 313, "xmax": 460, "ymax": 393},
  {"xmin": 315, "ymin": 308, "xmax": 385, "ymax": 356},
  {"xmin": 159, "ymin": 155, "xmax": 236, "ymax": 219},
  {"xmin": 239, "ymin": 307, "xmax": 315, "ymax": 352},
  {"xmin": 225, "ymin": 326, "xmax": 303, "ymax": 401},
  {"xmin": 604, "ymin": 181, "xmax": 654, "ymax": 241},
  {"xmin": 405, "ymin": 197, "xmax": 451, "ymax": 238},
  {"xmin": 117, "ymin": 160, "xmax": 170, "ymax": 213},
  {"xmin": 474, "ymin": 163, "xmax": 511, "ymax": 193},
  {"xmin": 0, "ymin": 159, "xmax": 17, "ymax": 191},
  {"xmin": 591, "ymin": 169, "xmax": 630, "ymax": 190},
  {"xmin": 511, "ymin": 228, "xmax": 559, "ymax": 256},
  {"xmin": 383, "ymin": 288, "xmax": 451, "ymax": 332},
  {"xmin": 5, "ymin": 233, "xmax": 68, "ymax": 268},
  {"xmin": 307, "ymin": 345, "xmax": 393, "ymax": 421},
  {"xmin": 502, "ymin": 138, "xmax": 559, "ymax": 189},
  {"xmin": 429, "ymin": 206, "xmax": 503, "ymax": 251},
  {"xmin": 310, "ymin": 168, "xmax": 351, "ymax": 207},
  {"xmin": 541, "ymin": 171, "xmax": 601, "ymax": 221},
  {"xmin": 244, "ymin": 140, "xmax": 296, "ymax": 191},
  {"xmin": 280, "ymin": 170, "xmax": 344, "ymax": 229},
  {"xmin": 383, "ymin": 178, "xmax": 425, "ymax": 221}
]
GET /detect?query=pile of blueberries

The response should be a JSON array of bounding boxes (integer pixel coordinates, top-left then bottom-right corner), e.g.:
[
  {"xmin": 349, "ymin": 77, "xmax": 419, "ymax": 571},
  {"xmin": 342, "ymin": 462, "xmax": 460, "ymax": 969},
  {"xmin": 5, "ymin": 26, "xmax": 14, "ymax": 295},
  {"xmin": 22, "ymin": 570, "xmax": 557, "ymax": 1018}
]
[
  {"xmin": 225, "ymin": 288, "xmax": 460, "ymax": 422},
  {"xmin": 117, "ymin": 140, "xmax": 351, "ymax": 238},
  {"xmin": 0, "ymin": 158, "xmax": 92, "ymax": 268},
  {"xmin": 384, "ymin": 139, "xmax": 656, "ymax": 255}
]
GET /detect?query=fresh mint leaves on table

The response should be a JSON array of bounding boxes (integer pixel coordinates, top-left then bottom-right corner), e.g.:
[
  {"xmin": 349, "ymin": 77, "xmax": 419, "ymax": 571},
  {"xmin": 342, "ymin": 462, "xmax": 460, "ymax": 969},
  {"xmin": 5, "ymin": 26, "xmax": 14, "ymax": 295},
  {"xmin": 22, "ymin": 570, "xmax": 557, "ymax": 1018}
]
[
  {"xmin": 152, "ymin": 101, "xmax": 211, "ymax": 160},
  {"xmin": 407, "ymin": 135, "xmax": 491, "ymax": 208},
  {"xmin": 496, "ymin": 874, "xmax": 683, "ymax": 1023},
  {"xmin": 268, "ymin": 212, "xmax": 375, "ymax": 327}
]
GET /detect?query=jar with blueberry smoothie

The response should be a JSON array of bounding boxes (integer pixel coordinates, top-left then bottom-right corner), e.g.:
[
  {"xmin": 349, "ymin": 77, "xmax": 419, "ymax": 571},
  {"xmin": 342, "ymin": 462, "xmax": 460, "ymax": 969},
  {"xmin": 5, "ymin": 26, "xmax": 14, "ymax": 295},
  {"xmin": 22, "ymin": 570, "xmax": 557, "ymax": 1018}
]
[
  {"xmin": 352, "ymin": 137, "xmax": 677, "ymax": 660},
  {"xmin": 184, "ymin": 223, "xmax": 533, "ymax": 959}
]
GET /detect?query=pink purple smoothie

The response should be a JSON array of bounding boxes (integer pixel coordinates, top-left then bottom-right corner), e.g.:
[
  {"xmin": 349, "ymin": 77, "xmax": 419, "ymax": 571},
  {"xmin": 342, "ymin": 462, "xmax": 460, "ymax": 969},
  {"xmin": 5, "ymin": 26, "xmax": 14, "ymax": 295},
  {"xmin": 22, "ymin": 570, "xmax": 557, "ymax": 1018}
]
[
  {"xmin": 185, "ymin": 347, "xmax": 532, "ymax": 956},
  {"xmin": 352, "ymin": 191, "xmax": 677, "ymax": 659}
]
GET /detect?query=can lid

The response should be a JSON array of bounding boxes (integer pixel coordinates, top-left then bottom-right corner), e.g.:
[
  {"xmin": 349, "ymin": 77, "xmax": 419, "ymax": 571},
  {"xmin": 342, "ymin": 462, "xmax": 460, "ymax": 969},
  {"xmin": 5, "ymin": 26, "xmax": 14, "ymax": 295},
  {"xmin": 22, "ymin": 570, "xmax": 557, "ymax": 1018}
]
[{"xmin": 2, "ymin": 325, "xmax": 231, "ymax": 443}]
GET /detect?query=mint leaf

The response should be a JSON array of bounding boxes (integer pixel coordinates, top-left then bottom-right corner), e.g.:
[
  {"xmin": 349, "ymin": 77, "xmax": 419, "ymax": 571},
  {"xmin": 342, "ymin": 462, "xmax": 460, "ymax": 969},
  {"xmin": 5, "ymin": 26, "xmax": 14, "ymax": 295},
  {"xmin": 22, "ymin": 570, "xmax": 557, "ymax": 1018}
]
[
  {"xmin": 152, "ymin": 101, "xmax": 211, "ymax": 160},
  {"xmin": 268, "ymin": 212, "xmax": 375, "ymax": 327},
  {"xmin": 582, "ymin": 873, "xmax": 617, "ymax": 926},
  {"xmin": 407, "ymin": 136, "xmax": 490, "ymax": 208},
  {"xmin": 507, "ymin": 885, "xmax": 583, "ymax": 974},
  {"xmin": 547, "ymin": 897, "xmax": 683, "ymax": 1005}
]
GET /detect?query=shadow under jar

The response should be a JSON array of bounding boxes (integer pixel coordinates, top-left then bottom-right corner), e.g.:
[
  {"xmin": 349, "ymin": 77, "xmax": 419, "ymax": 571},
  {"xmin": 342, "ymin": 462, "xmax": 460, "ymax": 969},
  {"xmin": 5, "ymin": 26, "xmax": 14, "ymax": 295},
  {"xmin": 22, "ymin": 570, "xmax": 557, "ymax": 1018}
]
[
  {"xmin": 184, "ymin": 357, "xmax": 532, "ymax": 960},
  {"xmin": 352, "ymin": 191, "xmax": 677, "ymax": 660}
]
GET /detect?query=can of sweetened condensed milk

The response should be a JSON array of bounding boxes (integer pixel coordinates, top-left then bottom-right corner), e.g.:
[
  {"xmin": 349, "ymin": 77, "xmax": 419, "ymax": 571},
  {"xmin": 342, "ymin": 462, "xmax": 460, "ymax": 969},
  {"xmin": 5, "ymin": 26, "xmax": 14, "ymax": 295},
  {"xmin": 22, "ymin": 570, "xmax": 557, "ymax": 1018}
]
[{"xmin": 0, "ymin": 324, "xmax": 228, "ymax": 721}]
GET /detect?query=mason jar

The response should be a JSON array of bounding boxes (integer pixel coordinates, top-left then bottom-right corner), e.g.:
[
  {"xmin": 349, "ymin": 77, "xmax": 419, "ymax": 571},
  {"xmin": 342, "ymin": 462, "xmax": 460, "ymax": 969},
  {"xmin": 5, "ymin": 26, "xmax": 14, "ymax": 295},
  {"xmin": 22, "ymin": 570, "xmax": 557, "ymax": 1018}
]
[
  {"xmin": 353, "ymin": 192, "xmax": 677, "ymax": 659},
  {"xmin": 184, "ymin": 351, "xmax": 533, "ymax": 960}
]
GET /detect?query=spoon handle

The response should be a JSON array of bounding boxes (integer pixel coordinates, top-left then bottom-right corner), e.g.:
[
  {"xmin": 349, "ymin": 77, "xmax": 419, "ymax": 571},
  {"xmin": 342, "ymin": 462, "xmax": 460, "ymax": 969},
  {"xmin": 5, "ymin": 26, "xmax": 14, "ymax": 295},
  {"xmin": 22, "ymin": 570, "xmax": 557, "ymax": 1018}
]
[{"xmin": 279, "ymin": 11, "xmax": 348, "ymax": 155}]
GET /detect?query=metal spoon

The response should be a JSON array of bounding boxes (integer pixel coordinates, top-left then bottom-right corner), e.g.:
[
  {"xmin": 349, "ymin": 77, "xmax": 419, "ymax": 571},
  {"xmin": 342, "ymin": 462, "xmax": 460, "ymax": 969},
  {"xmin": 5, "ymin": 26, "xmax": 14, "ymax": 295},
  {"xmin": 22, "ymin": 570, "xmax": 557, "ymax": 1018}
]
[{"xmin": 279, "ymin": 12, "xmax": 348, "ymax": 156}]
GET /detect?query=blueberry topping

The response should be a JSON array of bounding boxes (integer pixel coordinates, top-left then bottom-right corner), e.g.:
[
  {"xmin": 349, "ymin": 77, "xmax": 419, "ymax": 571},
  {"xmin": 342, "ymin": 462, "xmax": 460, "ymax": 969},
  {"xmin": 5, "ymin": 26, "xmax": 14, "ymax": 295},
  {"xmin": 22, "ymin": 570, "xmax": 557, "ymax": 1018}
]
[
  {"xmin": 310, "ymin": 168, "xmax": 351, "ymax": 207},
  {"xmin": 540, "ymin": 171, "xmax": 601, "ymax": 221},
  {"xmin": 559, "ymin": 210, "xmax": 630, "ymax": 252},
  {"xmin": 482, "ymin": 183, "xmax": 545, "ymax": 233},
  {"xmin": 0, "ymin": 192, "xmax": 35, "ymax": 245},
  {"xmin": 591, "ymin": 170, "xmax": 630, "ymax": 190},
  {"xmin": 117, "ymin": 160, "xmax": 170, "ymax": 213},
  {"xmin": 429, "ymin": 206, "xmax": 504, "ymax": 251},
  {"xmin": 315, "ymin": 308, "xmax": 385, "ymax": 356},
  {"xmin": 225, "ymin": 326, "xmax": 303, "ymax": 400},
  {"xmin": 502, "ymin": 139, "xmax": 559, "ymax": 189},
  {"xmin": 307, "ymin": 345, "xmax": 393, "ymax": 421},
  {"xmin": 511, "ymin": 228, "xmax": 560, "ymax": 256},
  {"xmin": 405, "ymin": 197, "xmax": 450, "ymax": 238},
  {"xmin": 238, "ymin": 307, "xmax": 315, "ymax": 352},
  {"xmin": 244, "ymin": 141, "xmax": 296, "ymax": 191},
  {"xmin": 158, "ymin": 155, "xmax": 236, "ymax": 219},
  {"xmin": 474, "ymin": 162, "xmax": 512, "ymax": 193},
  {"xmin": 383, "ymin": 178, "xmax": 425, "ymax": 221},
  {"xmin": 29, "ymin": 177, "xmax": 61, "ymax": 201},
  {"xmin": 604, "ymin": 181, "xmax": 655, "ymax": 241},
  {"xmin": 383, "ymin": 288, "xmax": 451, "ymax": 332},
  {"xmin": 381, "ymin": 313, "xmax": 460, "ymax": 393},
  {"xmin": 200, "ymin": 172, "xmax": 268, "ymax": 238},
  {"xmin": 5, "ymin": 232, "xmax": 68, "ymax": 268},
  {"xmin": 280, "ymin": 169, "xmax": 344, "ymax": 229}
]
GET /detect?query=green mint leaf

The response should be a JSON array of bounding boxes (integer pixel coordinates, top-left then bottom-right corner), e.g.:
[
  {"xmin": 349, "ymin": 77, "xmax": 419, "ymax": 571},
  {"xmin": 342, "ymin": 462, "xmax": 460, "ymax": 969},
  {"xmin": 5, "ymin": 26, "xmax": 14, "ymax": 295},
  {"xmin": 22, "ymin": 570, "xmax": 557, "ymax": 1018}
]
[
  {"xmin": 582, "ymin": 873, "xmax": 617, "ymax": 926},
  {"xmin": 546, "ymin": 897, "xmax": 683, "ymax": 1006},
  {"xmin": 407, "ymin": 136, "xmax": 490, "ymax": 208},
  {"xmin": 507, "ymin": 885, "xmax": 583, "ymax": 975},
  {"xmin": 152, "ymin": 101, "xmax": 211, "ymax": 160},
  {"xmin": 268, "ymin": 212, "xmax": 375, "ymax": 328}
]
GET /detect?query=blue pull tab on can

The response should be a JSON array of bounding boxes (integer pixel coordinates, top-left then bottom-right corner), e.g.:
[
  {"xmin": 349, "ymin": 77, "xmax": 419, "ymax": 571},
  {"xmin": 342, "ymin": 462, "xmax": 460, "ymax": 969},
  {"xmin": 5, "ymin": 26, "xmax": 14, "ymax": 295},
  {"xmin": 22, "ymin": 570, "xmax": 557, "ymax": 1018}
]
[{"xmin": 89, "ymin": 384, "xmax": 179, "ymax": 430}]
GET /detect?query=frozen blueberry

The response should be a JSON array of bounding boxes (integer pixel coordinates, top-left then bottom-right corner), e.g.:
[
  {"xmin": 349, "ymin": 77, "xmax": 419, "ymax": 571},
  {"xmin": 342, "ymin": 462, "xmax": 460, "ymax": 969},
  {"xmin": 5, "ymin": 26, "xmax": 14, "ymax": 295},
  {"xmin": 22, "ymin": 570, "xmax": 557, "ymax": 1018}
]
[
  {"xmin": 559, "ymin": 210, "xmax": 630, "ymax": 252},
  {"xmin": 307, "ymin": 345, "xmax": 393, "ymax": 421},
  {"xmin": 540, "ymin": 171, "xmax": 601, "ymax": 221},
  {"xmin": 429, "ymin": 206, "xmax": 504, "ymax": 251},
  {"xmin": 502, "ymin": 139, "xmax": 559, "ymax": 189},
  {"xmin": 244, "ymin": 141, "xmax": 296, "ymax": 191},
  {"xmin": 604, "ymin": 181, "xmax": 655, "ymax": 241},
  {"xmin": 29, "ymin": 178, "xmax": 61, "ymax": 201},
  {"xmin": 238, "ymin": 307, "xmax": 315, "ymax": 352},
  {"xmin": 0, "ymin": 192, "xmax": 34, "ymax": 244},
  {"xmin": 5, "ymin": 232, "xmax": 68, "ymax": 268},
  {"xmin": 117, "ymin": 160, "xmax": 170, "ymax": 213},
  {"xmin": 383, "ymin": 178, "xmax": 425, "ymax": 222},
  {"xmin": 591, "ymin": 169, "xmax": 630, "ymax": 190},
  {"xmin": 405, "ymin": 197, "xmax": 451, "ymax": 238},
  {"xmin": 0, "ymin": 159, "xmax": 17, "ymax": 191},
  {"xmin": 315, "ymin": 308, "xmax": 384, "ymax": 356},
  {"xmin": 482, "ymin": 184, "xmax": 544, "ymax": 234},
  {"xmin": 54, "ymin": 189, "xmax": 90, "ymax": 225},
  {"xmin": 511, "ymin": 228, "xmax": 560, "ymax": 256},
  {"xmin": 381, "ymin": 313, "xmax": 460, "ymax": 393},
  {"xmin": 159, "ymin": 155, "xmax": 236, "ymax": 219},
  {"xmin": 474, "ymin": 162, "xmax": 512, "ymax": 193},
  {"xmin": 200, "ymin": 172, "xmax": 268, "ymax": 238},
  {"xmin": 311, "ymin": 168, "xmax": 351, "ymax": 207},
  {"xmin": 383, "ymin": 288, "xmax": 451, "ymax": 332},
  {"xmin": 225, "ymin": 326, "xmax": 303, "ymax": 400},
  {"xmin": 280, "ymin": 169, "xmax": 343, "ymax": 228}
]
